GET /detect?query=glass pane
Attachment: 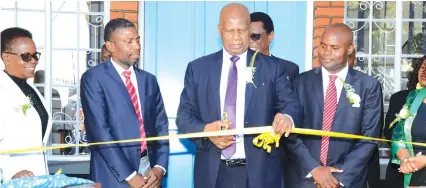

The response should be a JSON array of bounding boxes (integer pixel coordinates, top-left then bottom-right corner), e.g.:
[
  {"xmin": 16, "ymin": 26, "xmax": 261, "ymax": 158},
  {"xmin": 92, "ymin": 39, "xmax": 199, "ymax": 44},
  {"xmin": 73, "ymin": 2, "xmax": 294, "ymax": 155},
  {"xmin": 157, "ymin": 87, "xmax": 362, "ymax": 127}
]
[
  {"xmin": 16, "ymin": 11, "xmax": 45, "ymax": 47},
  {"xmin": 372, "ymin": 22, "xmax": 396, "ymax": 55},
  {"xmin": 346, "ymin": 1, "xmax": 370, "ymax": 19},
  {"xmin": 0, "ymin": 10, "xmax": 16, "ymax": 32},
  {"xmin": 348, "ymin": 21, "xmax": 369, "ymax": 54},
  {"xmin": 403, "ymin": 1, "xmax": 426, "ymax": 19},
  {"xmin": 372, "ymin": 57, "xmax": 395, "ymax": 91},
  {"xmin": 51, "ymin": 50, "xmax": 87, "ymax": 85},
  {"xmin": 353, "ymin": 56, "xmax": 369, "ymax": 73},
  {"xmin": 51, "ymin": 1, "xmax": 78, "ymax": 12},
  {"xmin": 87, "ymin": 1, "xmax": 105, "ymax": 13},
  {"xmin": 17, "ymin": 1, "xmax": 45, "ymax": 10},
  {"xmin": 51, "ymin": 122, "xmax": 89, "ymax": 155},
  {"xmin": 0, "ymin": 1, "xmax": 16, "ymax": 9},
  {"xmin": 373, "ymin": 1, "xmax": 396, "ymax": 19},
  {"xmin": 86, "ymin": 50, "xmax": 102, "ymax": 69},
  {"xmin": 86, "ymin": 14, "xmax": 105, "ymax": 49},
  {"xmin": 52, "ymin": 14, "xmax": 78, "ymax": 48},
  {"xmin": 402, "ymin": 22, "xmax": 426, "ymax": 55},
  {"xmin": 346, "ymin": 1, "xmax": 396, "ymax": 19}
]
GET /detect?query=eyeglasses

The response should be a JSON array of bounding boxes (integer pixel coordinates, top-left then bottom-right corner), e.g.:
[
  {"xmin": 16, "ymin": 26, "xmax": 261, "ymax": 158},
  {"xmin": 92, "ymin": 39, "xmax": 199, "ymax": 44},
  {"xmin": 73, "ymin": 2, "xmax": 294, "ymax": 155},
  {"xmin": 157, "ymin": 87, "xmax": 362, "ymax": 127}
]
[
  {"xmin": 4, "ymin": 52, "xmax": 41, "ymax": 62},
  {"xmin": 250, "ymin": 33, "xmax": 262, "ymax": 41}
]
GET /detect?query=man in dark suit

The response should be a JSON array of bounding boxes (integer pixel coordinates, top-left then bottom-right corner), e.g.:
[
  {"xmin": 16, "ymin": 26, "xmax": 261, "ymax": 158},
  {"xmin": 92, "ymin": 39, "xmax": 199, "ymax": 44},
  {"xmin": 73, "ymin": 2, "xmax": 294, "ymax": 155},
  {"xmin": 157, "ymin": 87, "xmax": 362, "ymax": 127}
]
[
  {"xmin": 176, "ymin": 3, "xmax": 303, "ymax": 188},
  {"xmin": 249, "ymin": 12, "xmax": 299, "ymax": 81},
  {"xmin": 285, "ymin": 23, "xmax": 383, "ymax": 188},
  {"xmin": 81, "ymin": 18, "xmax": 169, "ymax": 188}
]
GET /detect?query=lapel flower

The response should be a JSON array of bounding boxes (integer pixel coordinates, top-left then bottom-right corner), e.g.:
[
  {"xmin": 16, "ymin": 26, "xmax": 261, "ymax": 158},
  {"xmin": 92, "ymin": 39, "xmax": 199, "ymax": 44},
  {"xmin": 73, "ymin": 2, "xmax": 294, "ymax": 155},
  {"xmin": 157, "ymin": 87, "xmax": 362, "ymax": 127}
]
[
  {"xmin": 246, "ymin": 51, "xmax": 259, "ymax": 88},
  {"xmin": 389, "ymin": 105, "xmax": 414, "ymax": 128},
  {"xmin": 15, "ymin": 96, "xmax": 33, "ymax": 116},
  {"xmin": 340, "ymin": 78, "xmax": 361, "ymax": 108}
]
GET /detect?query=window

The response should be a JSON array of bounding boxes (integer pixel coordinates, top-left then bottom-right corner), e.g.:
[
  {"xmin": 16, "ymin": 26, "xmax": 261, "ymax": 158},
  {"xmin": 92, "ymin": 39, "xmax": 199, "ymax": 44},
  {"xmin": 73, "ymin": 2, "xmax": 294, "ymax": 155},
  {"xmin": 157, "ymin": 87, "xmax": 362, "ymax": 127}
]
[
  {"xmin": 0, "ymin": 1, "xmax": 109, "ymax": 161},
  {"xmin": 345, "ymin": 1, "xmax": 426, "ymax": 159}
]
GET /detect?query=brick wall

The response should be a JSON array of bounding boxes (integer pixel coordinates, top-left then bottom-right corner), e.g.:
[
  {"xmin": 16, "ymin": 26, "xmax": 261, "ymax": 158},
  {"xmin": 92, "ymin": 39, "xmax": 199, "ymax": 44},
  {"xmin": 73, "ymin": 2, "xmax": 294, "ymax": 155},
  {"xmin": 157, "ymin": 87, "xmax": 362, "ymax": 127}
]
[
  {"xmin": 312, "ymin": 1, "xmax": 345, "ymax": 67},
  {"xmin": 110, "ymin": 1, "xmax": 139, "ymax": 28}
]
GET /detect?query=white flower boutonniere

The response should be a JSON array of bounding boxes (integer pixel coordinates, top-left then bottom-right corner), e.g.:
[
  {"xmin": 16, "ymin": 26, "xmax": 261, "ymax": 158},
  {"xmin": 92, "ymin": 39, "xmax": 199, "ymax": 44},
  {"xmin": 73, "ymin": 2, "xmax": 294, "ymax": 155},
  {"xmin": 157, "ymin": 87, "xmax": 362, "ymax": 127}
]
[
  {"xmin": 15, "ymin": 96, "xmax": 33, "ymax": 116},
  {"xmin": 340, "ymin": 78, "xmax": 361, "ymax": 108},
  {"xmin": 246, "ymin": 50, "xmax": 260, "ymax": 88},
  {"xmin": 389, "ymin": 105, "xmax": 414, "ymax": 128}
]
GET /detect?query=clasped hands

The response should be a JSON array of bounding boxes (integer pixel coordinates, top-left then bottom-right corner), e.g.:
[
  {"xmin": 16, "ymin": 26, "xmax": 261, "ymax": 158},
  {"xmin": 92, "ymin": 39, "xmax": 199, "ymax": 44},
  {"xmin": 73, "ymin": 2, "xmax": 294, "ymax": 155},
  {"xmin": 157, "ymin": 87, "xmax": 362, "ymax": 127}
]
[
  {"xmin": 127, "ymin": 167, "xmax": 164, "ymax": 188},
  {"xmin": 399, "ymin": 152, "xmax": 426, "ymax": 174},
  {"xmin": 204, "ymin": 113, "xmax": 293, "ymax": 149},
  {"xmin": 311, "ymin": 166, "xmax": 344, "ymax": 188}
]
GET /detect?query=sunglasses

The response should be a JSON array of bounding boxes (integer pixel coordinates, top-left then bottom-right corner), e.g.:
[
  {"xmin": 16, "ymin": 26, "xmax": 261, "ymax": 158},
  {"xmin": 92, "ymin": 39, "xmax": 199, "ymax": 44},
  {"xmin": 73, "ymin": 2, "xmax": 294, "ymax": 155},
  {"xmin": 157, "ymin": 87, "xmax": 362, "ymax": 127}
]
[
  {"xmin": 4, "ymin": 52, "xmax": 41, "ymax": 62},
  {"xmin": 250, "ymin": 33, "xmax": 262, "ymax": 41}
]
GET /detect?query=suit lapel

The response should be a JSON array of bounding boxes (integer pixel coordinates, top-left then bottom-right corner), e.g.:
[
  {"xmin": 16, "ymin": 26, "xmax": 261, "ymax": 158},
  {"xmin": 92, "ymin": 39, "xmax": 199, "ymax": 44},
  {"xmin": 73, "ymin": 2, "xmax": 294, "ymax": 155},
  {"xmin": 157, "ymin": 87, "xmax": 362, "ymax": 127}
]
[
  {"xmin": 334, "ymin": 68, "xmax": 356, "ymax": 119},
  {"xmin": 104, "ymin": 60, "xmax": 135, "ymax": 114},
  {"xmin": 313, "ymin": 68, "xmax": 324, "ymax": 113},
  {"xmin": 244, "ymin": 49, "xmax": 255, "ymax": 116},
  {"xmin": 135, "ymin": 68, "xmax": 146, "ymax": 120},
  {"xmin": 211, "ymin": 50, "xmax": 223, "ymax": 118}
]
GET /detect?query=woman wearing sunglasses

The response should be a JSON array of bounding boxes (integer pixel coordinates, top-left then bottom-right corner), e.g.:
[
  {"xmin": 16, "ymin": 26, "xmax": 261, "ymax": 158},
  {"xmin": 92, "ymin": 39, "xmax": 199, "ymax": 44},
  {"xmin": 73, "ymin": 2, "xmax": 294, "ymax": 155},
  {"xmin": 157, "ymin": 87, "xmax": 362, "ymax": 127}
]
[{"xmin": 0, "ymin": 27, "xmax": 52, "ymax": 183}]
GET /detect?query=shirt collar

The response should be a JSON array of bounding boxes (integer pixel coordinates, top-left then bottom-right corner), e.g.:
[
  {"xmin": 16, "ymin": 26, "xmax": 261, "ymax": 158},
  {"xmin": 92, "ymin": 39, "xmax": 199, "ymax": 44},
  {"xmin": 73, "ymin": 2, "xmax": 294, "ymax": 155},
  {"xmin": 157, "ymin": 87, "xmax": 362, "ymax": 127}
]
[
  {"xmin": 110, "ymin": 58, "xmax": 135, "ymax": 76},
  {"xmin": 222, "ymin": 49, "xmax": 247, "ymax": 64},
  {"xmin": 321, "ymin": 63, "xmax": 349, "ymax": 81}
]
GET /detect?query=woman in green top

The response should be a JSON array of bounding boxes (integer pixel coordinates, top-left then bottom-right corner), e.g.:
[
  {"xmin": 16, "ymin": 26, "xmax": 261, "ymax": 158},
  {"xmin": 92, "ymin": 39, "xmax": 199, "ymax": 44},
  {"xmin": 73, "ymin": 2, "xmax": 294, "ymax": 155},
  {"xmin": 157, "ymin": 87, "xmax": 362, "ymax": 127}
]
[{"xmin": 392, "ymin": 56, "xmax": 426, "ymax": 187}]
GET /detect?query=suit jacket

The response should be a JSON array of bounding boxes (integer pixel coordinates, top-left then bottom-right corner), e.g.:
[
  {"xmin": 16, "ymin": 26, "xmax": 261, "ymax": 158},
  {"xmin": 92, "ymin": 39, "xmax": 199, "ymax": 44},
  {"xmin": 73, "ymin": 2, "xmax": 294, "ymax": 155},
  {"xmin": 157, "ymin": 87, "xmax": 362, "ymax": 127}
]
[
  {"xmin": 176, "ymin": 49, "xmax": 301, "ymax": 188},
  {"xmin": 271, "ymin": 55, "xmax": 299, "ymax": 82},
  {"xmin": 80, "ymin": 60, "xmax": 169, "ymax": 187},
  {"xmin": 0, "ymin": 71, "xmax": 52, "ymax": 182},
  {"xmin": 285, "ymin": 67, "xmax": 383, "ymax": 188}
]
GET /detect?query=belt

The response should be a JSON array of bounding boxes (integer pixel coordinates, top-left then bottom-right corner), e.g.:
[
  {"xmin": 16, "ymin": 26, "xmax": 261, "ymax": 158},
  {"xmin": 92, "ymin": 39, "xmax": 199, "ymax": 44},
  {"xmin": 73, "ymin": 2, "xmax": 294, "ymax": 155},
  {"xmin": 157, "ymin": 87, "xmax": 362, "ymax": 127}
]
[
  {"xmin": 141, "ymin": 149, "xmax": 148, "ymax": 158},
  {"xmin": 220, "ymin": 159, "xmax": 246, "ymax": 167}
]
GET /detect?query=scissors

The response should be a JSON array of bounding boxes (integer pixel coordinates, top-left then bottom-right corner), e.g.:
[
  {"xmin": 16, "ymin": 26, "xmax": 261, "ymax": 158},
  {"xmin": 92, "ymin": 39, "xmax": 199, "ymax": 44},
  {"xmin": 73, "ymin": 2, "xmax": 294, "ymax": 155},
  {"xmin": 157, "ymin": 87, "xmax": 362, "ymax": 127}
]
[{"xmin": 221, "ymin": 112, "xmax": 242, "ymax": 143}]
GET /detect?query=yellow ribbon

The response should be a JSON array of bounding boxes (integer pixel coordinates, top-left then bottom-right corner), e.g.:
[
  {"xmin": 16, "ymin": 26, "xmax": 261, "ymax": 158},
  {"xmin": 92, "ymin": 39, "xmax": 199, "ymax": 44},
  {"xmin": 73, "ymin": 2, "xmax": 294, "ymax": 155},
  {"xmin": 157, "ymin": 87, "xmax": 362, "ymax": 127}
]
[{"xmin": 2, "ymin": 126, "xmax": 426, "ymax": 155}]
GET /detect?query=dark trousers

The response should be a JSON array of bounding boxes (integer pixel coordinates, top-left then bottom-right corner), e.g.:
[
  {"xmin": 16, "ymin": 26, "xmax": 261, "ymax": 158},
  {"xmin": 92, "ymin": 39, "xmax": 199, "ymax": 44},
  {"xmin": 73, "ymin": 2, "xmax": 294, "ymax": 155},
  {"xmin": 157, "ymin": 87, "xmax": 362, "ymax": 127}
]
[{"xmin": 216, "ymin": 161, "xmax": 249, "ymax": 188}]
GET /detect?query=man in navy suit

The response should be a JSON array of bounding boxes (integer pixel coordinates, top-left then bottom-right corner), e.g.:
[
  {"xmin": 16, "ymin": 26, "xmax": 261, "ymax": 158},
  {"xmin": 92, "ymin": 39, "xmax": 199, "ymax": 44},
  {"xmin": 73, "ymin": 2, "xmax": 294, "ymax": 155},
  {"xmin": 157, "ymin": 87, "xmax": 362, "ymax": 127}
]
[
  {"xmin": 176, "ymin": 3, "xmax": 302, "ymax": 188},
  {"xmin": 285, "ymin": 23, "xmax": 383, "ymax": 188},
  {"xmin": 81, "ymin": 18, "xmax": 169, "ymax": 188},
  {"xmin": 249, "ymin": 12, "xmax": 299, "ymax": 81}
]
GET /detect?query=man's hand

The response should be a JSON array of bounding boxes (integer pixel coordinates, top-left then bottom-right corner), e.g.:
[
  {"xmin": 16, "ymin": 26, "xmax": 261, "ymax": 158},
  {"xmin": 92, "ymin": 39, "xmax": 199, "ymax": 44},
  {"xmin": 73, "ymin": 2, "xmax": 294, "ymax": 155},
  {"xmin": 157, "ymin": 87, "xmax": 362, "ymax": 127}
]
[
  {"xmin": 127, "ymin": 174, "xmax": 147, "ymax": 188},
  {"xmin": 272, "ymin": 113, "xmax": 293, "ymax": 137},
  {"xmin": 142, "ymin": 167, "xmax": 164, "ymax": 188},
  {"xmin": 11, "ymin": 170, "xmax": 34, "ymax": 179},
  {"xmin": 204, "ymin": 121, "xmax": 234, "ymax": 149},
  {"xmin": 312, "ymin": 166, "xmax": 343, "ymax": 188}
]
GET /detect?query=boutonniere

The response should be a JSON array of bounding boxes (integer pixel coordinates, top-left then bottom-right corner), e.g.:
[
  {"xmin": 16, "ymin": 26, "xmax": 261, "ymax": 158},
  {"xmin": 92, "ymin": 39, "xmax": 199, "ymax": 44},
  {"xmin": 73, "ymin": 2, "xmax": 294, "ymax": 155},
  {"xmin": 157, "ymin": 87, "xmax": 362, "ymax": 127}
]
[
  {"xmin": 340, "ymin": 78, "xmax": 361, "ymax": 108},
  {"xmin": 389, "ymin": 105, "xmax": 414, "ymax": 128},
  {"xmin": 15, "ymin": 96, "xmax": 33, "ymax": 116},
  {"xmin": 246, "ymin": 50, "xmax": 259, "ymax": 88}
]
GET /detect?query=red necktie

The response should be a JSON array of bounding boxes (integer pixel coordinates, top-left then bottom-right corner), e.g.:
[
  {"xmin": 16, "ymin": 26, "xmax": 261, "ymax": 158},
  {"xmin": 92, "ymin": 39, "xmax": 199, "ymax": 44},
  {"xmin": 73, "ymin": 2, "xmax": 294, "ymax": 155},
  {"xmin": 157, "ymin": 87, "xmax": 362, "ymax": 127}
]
[
  {"xmin": 123, "ymin": 70, "xmax": 147, "ymax": 153},
  {"xmin": 320, "ymin": 75, "xmax": 338, "ymax": 166}
]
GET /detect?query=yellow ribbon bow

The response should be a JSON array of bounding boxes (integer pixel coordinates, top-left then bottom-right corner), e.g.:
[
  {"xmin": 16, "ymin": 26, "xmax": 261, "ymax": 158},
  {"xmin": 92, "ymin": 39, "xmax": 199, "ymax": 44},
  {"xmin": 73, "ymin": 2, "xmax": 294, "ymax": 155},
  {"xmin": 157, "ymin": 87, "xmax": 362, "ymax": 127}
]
[{"xmin": 253, "ymin": 132, "xmax": 281, "ymax": 153}]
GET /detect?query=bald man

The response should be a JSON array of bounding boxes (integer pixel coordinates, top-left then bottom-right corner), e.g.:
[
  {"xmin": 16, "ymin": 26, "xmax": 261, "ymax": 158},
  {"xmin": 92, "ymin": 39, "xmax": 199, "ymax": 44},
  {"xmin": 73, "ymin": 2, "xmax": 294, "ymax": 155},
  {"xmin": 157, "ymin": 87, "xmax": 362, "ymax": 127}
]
[
  {"xmin": 176, "ymin": 3, "xmax": 303, "ymax": 188},
  {"xmin": 284, "ymin": 23, "xmax": 383, "ymax": 188}
]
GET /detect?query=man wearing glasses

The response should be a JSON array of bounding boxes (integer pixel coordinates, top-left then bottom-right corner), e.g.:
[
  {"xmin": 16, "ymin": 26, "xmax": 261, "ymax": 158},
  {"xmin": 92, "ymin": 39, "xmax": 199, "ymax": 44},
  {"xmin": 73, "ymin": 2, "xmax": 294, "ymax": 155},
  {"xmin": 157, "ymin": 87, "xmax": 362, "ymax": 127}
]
[
  {"xmin": 0, "ymin": 27, "xmax": 52, "ymax": 182},
  {"xmin": 249, "ymin": 12, "xmax": 299, "ymax": 82}
]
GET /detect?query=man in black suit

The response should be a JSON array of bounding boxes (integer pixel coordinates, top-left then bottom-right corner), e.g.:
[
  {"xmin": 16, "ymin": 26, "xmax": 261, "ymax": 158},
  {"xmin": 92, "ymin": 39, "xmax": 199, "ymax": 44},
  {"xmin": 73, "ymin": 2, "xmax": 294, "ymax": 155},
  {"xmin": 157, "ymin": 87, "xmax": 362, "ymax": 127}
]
[{"xmin": 249, "ymin": 12, "xmax": 299, "ymax": 81}]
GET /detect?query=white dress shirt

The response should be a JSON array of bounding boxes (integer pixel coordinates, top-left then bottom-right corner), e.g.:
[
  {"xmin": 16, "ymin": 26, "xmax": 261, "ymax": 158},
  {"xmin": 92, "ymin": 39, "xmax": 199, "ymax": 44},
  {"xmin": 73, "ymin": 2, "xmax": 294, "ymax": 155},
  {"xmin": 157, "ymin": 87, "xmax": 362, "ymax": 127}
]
[
  {"xmin": 306, "ymin": 64, "xmax": 349, "ymax": 186},
  {"xmin": 321, "ymin": 65, "xmax": 349, "ymax": 103},
  {"xmin": 110, "ymin": 59, "xmax": 166, "ymax": 180},
  {"xmin": 220, "ymin": 50, "xmax": 248, "ymax": 159}
]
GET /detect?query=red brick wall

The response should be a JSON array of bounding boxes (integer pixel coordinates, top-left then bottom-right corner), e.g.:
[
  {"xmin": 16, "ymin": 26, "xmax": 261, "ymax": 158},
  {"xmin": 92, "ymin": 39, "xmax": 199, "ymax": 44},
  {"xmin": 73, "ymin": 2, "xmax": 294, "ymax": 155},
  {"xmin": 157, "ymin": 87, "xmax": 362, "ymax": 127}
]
[
  {"xmin": 110, "ymin": 1, "xmax": 139, "ymax": 28},
  {"xmin": 312, "ymin": 1, "xmax": 345, "ymax": 67}
]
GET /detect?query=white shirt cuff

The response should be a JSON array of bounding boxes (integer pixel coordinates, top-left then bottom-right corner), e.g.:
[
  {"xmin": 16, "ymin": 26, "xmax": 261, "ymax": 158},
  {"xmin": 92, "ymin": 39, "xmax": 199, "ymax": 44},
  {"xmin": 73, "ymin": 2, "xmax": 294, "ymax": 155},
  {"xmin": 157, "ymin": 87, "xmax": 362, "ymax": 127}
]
[
  {"xmin": 125, "ymin": 171, "xmax": 137, "ymax": 181},
  {"xmin": 154, "ymin": 165, "xmax": 167, "ymax": 175},
  {"xmin": 283, "ymin": 114, "xmax": 295, "ymax": 128}
]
